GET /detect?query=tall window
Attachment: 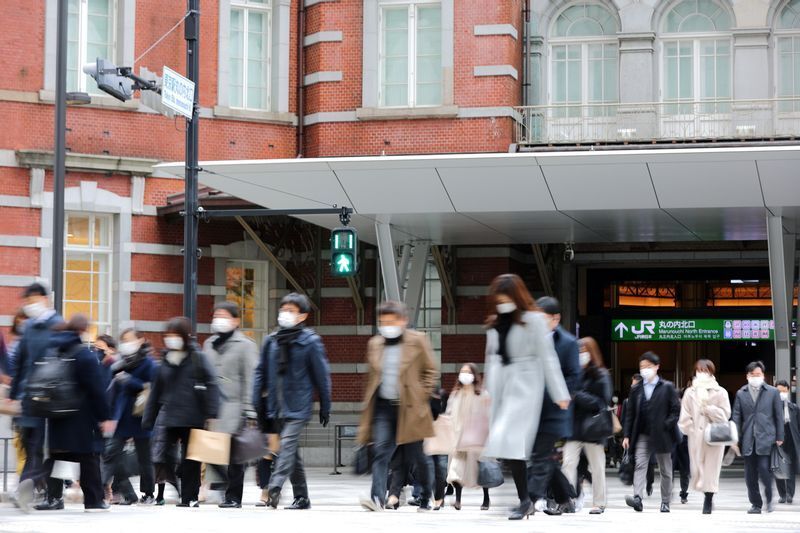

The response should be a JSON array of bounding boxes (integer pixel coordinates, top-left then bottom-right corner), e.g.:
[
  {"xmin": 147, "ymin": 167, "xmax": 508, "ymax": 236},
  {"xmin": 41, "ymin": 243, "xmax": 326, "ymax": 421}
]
[
  {"xmin": 229, "ymin": 0, "xmax": 271, "ymax": 110},
  {"xmin": 379, "ymin": 1, "xmax": 442, "ymax": 107},
  {"xmin": 777, "ymin": 0, "xmax": 800, "ymax": 112},
  {"xmin": 64, "ymin": 213, "xmax": 113, "ymax": 338},
  {"xmin": 549, "ymin": 3, "xmax": 619, "ymax": 116},
  {"xmin": 67, "ymin": 0, "xmax": 116, "ymax": 93},
  {"xmin": 225, "ymin": 261, "xmax": 268, "ymax": 340},
  {"xmin": 417, "ymin": 262, "xmax": 442, "ymax": 363},
  {"xmin": 661, "ymin": 0, "xmax": 732, "ymax": 113}
]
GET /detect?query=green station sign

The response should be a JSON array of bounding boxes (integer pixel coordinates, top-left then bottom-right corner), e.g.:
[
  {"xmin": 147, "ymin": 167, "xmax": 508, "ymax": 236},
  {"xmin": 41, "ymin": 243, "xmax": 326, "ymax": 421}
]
[{"xmin": 611, "ymin": 318, "xmax": 798, "ymax": 342}]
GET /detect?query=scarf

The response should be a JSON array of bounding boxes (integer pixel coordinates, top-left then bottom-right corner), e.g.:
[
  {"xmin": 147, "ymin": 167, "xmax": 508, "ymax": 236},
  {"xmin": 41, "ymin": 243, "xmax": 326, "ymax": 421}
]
[
  {"xmin": 211, "ymin": 330, "xmax": 235, "ymax": 352},
  {"xmin": 110, "ymin": 348, "xmax": 147, "ymax": 375},
  {"xmin": 274, "ymin": 326, "xmax": 304, "ymax": 375},
  {"xmin": 165, "ymin": 350, "xmax": 188, "ymax": 366},
  {"xmin": 495, "ymin": 314, "xmax": 513, "ymax": 366},
  {"xmin": 692, "ymin": 372, "xmax": 720, "ymax": 405}
]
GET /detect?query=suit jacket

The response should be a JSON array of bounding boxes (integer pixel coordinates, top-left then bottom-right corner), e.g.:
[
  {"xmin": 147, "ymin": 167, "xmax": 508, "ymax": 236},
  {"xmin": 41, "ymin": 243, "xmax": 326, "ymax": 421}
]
[
  {"xmin": 623, "ymin": 377, "xmax": 681, "ymax": 454},
  {"xmin": 784, "ymin": 401, "xmax": 800, "ymax": 465},
  {"xmin": 732, "ymin": 383, "xmax": 784, "ymax": 457},
  {"xmin": 539, "ymin": 326, "xmax": 582, "ymax": 439}
]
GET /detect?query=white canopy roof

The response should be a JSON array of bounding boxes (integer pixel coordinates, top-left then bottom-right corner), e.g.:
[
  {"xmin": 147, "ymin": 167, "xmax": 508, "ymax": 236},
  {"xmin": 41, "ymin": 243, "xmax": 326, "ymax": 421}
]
[{"xmin": 154, "ymin": 145, "xmax": 800, "ymax": 245}]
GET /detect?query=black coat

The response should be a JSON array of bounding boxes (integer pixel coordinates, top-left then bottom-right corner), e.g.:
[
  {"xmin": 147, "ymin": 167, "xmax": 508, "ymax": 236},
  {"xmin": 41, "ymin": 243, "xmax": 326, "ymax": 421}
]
[
  {"xmin": 47, "ymin": 331, "xmax": 110, "ymax": 454},
  {"xmin": 142, "ymin": 345, "xmax": 219, "ymax": 430},
  {"xmin": 784, "ymin": 401, "xmax": 800, "ymax": 465},
  {"xmin": 539, "ymin": 326, "xmax": 582, "ymax": 439},
  {"xmin": 571, "ymin": 366, "xmax": 613, "ymax": 443},
  {"xmin": 623, "ymin": 378, "xmax": 681, "ymax": 454}
]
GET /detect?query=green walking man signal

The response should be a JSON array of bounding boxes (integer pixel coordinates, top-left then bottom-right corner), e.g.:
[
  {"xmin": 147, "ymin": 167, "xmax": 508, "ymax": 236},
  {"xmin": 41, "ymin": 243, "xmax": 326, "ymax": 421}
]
[{"xmin": 330, "ymin": 227, "xmax": 358, "ymax": 277}]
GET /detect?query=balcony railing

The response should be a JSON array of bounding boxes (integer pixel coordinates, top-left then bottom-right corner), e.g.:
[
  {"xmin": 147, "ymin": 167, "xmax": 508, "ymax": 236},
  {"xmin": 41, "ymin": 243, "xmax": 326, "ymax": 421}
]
[{"xmin": 514, "ymin": 98, "xmax": 800, "ymax": 146}]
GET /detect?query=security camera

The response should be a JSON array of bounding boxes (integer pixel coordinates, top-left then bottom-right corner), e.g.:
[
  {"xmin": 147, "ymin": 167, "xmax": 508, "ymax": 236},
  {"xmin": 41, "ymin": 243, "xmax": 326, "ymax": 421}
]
[{"xmin": 563, "ymin": 243, "xmax": 575, "ymax": 263}]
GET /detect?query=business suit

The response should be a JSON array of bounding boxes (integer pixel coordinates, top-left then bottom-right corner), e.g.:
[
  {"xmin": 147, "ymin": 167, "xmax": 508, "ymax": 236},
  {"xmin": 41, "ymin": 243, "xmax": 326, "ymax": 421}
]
[
  {"xmin": 777, "ymin": 399, "xmax": 800, "ymax": 501},
  {"xmin": 732, "ymin": 383, "xmax": 784, "ymax": 510}
]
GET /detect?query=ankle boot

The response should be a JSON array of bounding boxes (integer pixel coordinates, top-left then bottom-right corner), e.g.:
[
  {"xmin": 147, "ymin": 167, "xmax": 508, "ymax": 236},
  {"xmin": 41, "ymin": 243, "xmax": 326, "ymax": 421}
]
[{"xmin": 702, "ymin": 492, "xmax": 713, "ymax": 514}]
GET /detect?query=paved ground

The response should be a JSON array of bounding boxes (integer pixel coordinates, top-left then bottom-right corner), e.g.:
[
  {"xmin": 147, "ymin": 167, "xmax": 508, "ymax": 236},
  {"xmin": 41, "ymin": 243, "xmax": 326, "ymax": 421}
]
[{"xmin": 1, "ymin": 469, "xmax": 799, "ymax": 533}]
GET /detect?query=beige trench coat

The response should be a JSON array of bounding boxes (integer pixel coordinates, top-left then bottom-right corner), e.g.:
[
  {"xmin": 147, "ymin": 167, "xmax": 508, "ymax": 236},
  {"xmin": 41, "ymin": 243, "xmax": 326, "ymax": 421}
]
[
  {"xmin": 678, "ymin": 383, "xmax": 731, "ymax": 493},
  {"xmin": 357, "ymin": 330, "xmax": 439, "ymax": 445}
]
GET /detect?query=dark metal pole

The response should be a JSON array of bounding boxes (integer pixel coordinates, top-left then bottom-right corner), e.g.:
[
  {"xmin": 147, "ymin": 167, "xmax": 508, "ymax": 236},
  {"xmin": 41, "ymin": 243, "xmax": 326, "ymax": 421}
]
[
  {"xmin": 52, "ymin": 0, "xmax": 68, "ymax": 315},
  {"xmin": 183, "ymin": 0, "xmax": 200, "ymax": 332}
]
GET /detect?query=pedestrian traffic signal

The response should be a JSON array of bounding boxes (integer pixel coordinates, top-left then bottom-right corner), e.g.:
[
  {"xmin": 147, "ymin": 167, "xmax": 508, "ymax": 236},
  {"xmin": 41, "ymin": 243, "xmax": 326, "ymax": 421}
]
[{"xmin": 331, "ymin": 227, "xmax": 358, "ymax": 278}]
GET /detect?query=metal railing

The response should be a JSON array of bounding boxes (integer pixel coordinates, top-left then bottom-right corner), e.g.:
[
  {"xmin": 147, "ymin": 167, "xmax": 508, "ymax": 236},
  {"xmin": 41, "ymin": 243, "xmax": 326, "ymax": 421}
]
[{"xmin": 515, "ymin": 98, "xmax": 800, "ymax": 145}]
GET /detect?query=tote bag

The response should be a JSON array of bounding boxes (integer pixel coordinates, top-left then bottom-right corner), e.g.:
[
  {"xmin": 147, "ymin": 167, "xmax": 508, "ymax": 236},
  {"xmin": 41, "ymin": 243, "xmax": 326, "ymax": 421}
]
[
  {"xmin": 186, "ymin": 429, "xmax": 231, "ymax": 465},
  {"xmin": 424, "ymin": 415, "xmax": 456, "ymax": 455}
]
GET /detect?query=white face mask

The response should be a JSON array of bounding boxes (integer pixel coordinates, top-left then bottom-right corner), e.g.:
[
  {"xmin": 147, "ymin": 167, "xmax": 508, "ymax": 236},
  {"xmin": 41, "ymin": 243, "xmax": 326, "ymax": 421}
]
[
  {"xmin": 118, "ymin": 341, "xmax": 140, "ymax": 357},
  {"xmin": 695, "ymin": 372, "xmax": 709, "ymax": 380},
  {"xmin": 747, "ymin": 376, "xmax": 764, "ymax": 388},
  {"xmin": 780, "ymin": 392, "xmax": 790, "ymax": 401},
  {"xmin": 277, "ymin": 311, "xmax": 299, "ymax": 329},
  {"xmin": 640, "ymin": 367, "xmax": 656, "ymax": 381},
  {"xmin": 458, "ymin": 372, "xmax": 475, "ymax": 386},
  {"xmin": 579, "ymin": 351, "xmax": 591, "ymax": 368},
  {"xmin": 379, "ymin": 325, "xmax": 404, "ymax": 339},
  {"xmin": 612, "ymin": 396, "xmax": 619, "ymax": 404},
  {"xmin": 211, "ymin": 317, "xmax": 235, "ymax": 334},
  {"xmin": 496, "ymin": 302, "xmax": 517, "ymax": 315},
  {"xmin": 23, "ymin": 302, "xmax": 46, "ymax": 319},
  {"xmin": 164, "ymin": 336, "xmax": 184, "ymax": 351}
]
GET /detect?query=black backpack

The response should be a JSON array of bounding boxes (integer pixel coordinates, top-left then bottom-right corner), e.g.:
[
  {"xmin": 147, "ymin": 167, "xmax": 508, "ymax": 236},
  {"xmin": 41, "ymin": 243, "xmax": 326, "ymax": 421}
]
[{"xmin": 26, "ymin": 343, "xmax": 84, "ymax": 418}]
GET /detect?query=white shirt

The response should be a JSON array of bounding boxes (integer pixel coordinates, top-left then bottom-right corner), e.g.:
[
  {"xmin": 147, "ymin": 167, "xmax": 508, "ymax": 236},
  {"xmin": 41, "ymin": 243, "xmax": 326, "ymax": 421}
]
[{"xmin": 644, "ymin": 376, "xmax": 660, "ymax": 401}]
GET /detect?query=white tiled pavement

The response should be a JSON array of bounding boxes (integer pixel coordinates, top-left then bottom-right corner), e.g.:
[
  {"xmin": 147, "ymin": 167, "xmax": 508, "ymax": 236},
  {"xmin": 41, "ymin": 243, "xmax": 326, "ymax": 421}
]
[{"xmin": 1, "ymin": 469, "xmax": 799, "ymax": 533}]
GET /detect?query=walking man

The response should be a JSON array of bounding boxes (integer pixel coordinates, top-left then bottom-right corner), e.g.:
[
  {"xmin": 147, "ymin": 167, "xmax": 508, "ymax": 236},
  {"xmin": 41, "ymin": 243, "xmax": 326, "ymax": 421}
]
[{"xmin": 776, "ymin": 380, "xmax": 800, "ymax": 504}]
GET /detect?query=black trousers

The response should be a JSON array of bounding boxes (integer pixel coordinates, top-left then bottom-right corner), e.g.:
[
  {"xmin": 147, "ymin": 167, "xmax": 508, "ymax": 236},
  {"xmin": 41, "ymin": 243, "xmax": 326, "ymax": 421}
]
[
  {"xmin": 44, "ymin": 452, "xmax": 104, "ymax": 507},
  {"xmin": 256, "ymin": 458, "xmax": 273, "ymax": 489},
  {"xmin": 20, "ymin": 425, "xmax": 46, "ymax": 490},
  {"xmin": 165, "ymin": 427, "xmax": 201, "ymax": 504},
  {"xmin": 744, "ymin": 454, "xmax": 773, "ymax": 508},
  {"xmin": 528, "ymin": 432, "xmax": 560, "ymax": 501},
  {"xmin": 777, "ymin": 427, "xmax": 797, "ymax": 499},
  {"xmin": 102, "ymin": 437, "xmax": 155, "ymax": 499},
  {"xmin": 673, "ymin": 437, "xmax": 690, "ymax": 497},
  {"xmin": 225, "ymin": 463, "xmax": 247, "ymax": 503}
]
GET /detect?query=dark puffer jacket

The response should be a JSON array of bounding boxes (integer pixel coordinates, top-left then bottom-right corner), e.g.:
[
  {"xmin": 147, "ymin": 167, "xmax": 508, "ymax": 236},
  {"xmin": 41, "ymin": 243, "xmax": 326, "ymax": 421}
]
[{"xmin": 571, "ymin": 366, "xmax": 613, "ymax": 443}]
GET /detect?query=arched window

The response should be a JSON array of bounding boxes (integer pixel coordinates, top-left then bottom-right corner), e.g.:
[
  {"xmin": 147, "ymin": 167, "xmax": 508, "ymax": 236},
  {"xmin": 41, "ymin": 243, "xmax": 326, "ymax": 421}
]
[
  {"xmin": 777, "ymin": 0, "xmax": 800, "ymax": 111},
  {"xmin": 661, "ymin": 1, "xmax": 732, "ymax": 112},
  {"xmin": 549, "ymin": 3, "xmax": 619, "ymax": 115}
]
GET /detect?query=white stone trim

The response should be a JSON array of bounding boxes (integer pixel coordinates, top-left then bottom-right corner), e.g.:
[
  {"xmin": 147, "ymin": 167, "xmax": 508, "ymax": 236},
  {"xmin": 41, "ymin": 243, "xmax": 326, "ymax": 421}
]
[
  {"xmin": 314, "ymin": 325, "xmax": 375, "ymax": 336},
  {"xmin": 0, "ymin": 315, "xmax": 13, "ymax": 327},
  {"xmin": 124, "ymin": 243, "xmax": 183, "ymax": 255},
  {"xmin": 130, "ymin": 320, "xmax": 212, "ymax": 334},
  {"xmin": 304, "ymin": 0, "xmax": 337, "ymax": 6},
  {"xmin": 0, "ymin": 275, "xmax": 41, "ymax": 287},
  {"xmin": 30, "ymin": 168, "xmax": 45, "ymax": 208},
  {"xmin": 355, "ymin": 105, "xmax": 459, "ymax": 121},
  {"xmin": 0, "ymin": 149, "xmax": 18, "ymax": 167},
  {"xmin": 302, "ymin": 111, "xmax": 358, "ymax": 126},
  {"xmin": 441, "ymin": 324, "xmax": 486, "ymax": 335},
  {"xmin": 474, "ymin": 65, "xmax": 519, "ymax": 80},
  {"xmin": 0, "ymin": 235, "xmax": 39, "ymax": 248},
  {"xmin": 474, "ymin": 24, "xmax": 518, "ymax": 39},
  {"xmin": 0, "ymin": 196, "xmax": 32, "ymax": 208},
  {"xmin": 304, "ymin": 71, "xmax": 343, "ymax": 86},
  {"xmin": 304, "ymin": 31, "xmax": 343, "ymax": 47},
  {"xmin": 123, "ymin": 281, "xmax": 226, "ymax": 296},
  {"xmin": 212, "ymin": 106, "xmax": 298, "ymax": 125},
  {"xmin": 131, "ymin": 176, "xmax": 145, "ymax": 214},
  {"xmin": 457, "ymin": 106, "xmax": 522, "ymax": 121}
]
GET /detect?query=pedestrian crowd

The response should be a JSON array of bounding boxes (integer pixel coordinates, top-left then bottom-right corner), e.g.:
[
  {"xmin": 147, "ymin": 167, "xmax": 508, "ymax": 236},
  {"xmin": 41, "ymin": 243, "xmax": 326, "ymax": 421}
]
[{"xmin": 0, "ymin": 275, "xmax": 796, "ymax": 519}]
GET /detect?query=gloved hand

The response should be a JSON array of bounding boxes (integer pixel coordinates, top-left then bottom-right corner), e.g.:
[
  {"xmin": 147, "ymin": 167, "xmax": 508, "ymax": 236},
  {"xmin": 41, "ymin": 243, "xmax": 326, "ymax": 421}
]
[{"xmin": 320, "ymin": 411, "xmax": 330, "ymax": 428}]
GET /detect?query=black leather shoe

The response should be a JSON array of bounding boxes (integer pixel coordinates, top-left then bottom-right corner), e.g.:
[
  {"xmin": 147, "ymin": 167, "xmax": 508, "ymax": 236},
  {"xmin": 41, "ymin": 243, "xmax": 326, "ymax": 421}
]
[
  {"xmin": 646, "ymin": 485, "xmax": 653, "ymax": 496},
  {"xmin": 660, "ymin": 502, "xmax": 670, "ymax": 513},
  {"xmin": 747, "ymin": 505, "xmax": 761, "ymax": 514},
  {"xmin": 788, "ymin": 497, "xmax": 794, "ymax": 504},
  {"xmin": 625, "ymin": 495, "xmax": 643, "ymax": 512},
  {"xmin": 267, "ymin": 488, "xmax": 281, "ymax": 509},
  {"xmin": 84, "ymin": 502, "xmax": 111, "ymax": 513},
  {"xmin": 779, "ymin": 497, "xmax": 787, "ymax": 504},
  {"xmin": 417, "ymin": 500, "xmax": 432, "ymax": 512},
  {"xmin": 509, "ymin": 500, "xmax": 534, "ymax": 520},
  {"xmin": 34, "ymin": 498, "xmax": 64, "ymax": 511},
  {"xmin": 218, "ymin": 500, "xmax": 242, "ymax": 509},
  {"xmin": 285, "ymin": 497, "xmax": 311, "ymax": 510},
  {"xmin": 407, "ymin": 497, "xmax": 421, "ymax": 507},
  {"xmin": 680, "ymin": 494, "xmax": 688, "ymax": 504}
]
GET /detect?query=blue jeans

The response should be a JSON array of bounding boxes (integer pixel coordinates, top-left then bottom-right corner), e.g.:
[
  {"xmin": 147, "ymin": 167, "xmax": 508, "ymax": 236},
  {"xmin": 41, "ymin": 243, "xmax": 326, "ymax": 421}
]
[
  {"xmin": 412, "ymin": 455, "xmax": 447, "ymax": 501},
  {"xmin": 268, "ymin": 419, "xmax": 308, "ymax": 499},
  {"xmin": 370, "ymin": 399, "xmax": 431, "ymax": 504}
]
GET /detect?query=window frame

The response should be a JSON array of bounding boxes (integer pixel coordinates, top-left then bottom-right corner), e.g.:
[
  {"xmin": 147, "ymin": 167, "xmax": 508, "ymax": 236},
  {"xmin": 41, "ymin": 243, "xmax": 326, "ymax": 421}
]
[
  {"xmin": 228, "ymin": 0, "xmax": 272, "ymax": 111},
  {"xmin": 775, "ymin": 1, "xmax": 800, "ymax": 112},
  {"xmin": 378, "ymin": 0, "xmax": 443, "ymax": 108},
  {"xmin": 416, "ymin": 261, "xmax": 442, "ymax": 364},
  {"xmin": 68, "ymin": 0, "xmax": 118, "ymax": 94},
  {"xmin": 225, "ymin": 259, "xmax": 270, "ymax": 341},
  {"xmin": 64, "ymin": 212, "xmax": 114, "ymax": 338}
]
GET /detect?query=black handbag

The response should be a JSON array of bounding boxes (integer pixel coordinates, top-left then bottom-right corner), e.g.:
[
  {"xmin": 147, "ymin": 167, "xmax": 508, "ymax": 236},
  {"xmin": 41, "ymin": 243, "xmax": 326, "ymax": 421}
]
[
  {"xmin": 477, "ymin": 460, "xmax": 504, "ymax": 488},
  {"xmin": 771, "ymin": 445, "xmax": 792, "ymax": 480},
  {"xmin": 230, "ymin": 424, "xmax": 268, "ymax": 464},
  {"xmin": 579, "ymin": 409, "xmax": 614, "ymax": 442},
  {"xmin": 26, "ymin": 344, "xmax": 83, "ymax": 419},
  {"xmin": 619, "ymin": 449, "xmax": 634, "ymax": 485},
  {"xmin": 353, "ymin": 444, "xmax": 373, "ymax": 476}
]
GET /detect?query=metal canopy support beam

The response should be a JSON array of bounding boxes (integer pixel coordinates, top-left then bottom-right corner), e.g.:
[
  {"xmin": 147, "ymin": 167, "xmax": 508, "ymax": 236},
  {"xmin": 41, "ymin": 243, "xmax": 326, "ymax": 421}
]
[
  {"xmin": 375, "ymin": 222, "xmax": 401, "ymax": 302},
  {"xmin": 235, "ymin": 216, "xmax": 319, "ymax": 312},
  {"xmin": 398, "ymin": 243, "xmax": 412, "ymax": 296},
  {"xmin": 767, "ymin": 215, "xmax": 796, "ymax": 383},
  {"xmin": 532, "ymin": 244, "xmax": 553, "ymax": 296},
  {"xmin": 346, "ymin": 276, "xmax": 365, "ymax": 325},
  {"xmin": 406, "ymin": 241, "xmax": 431, "ymax": 329},
  {"xmin": 431, "ymin": 245, "xmax": 456, "ymax": 325}
]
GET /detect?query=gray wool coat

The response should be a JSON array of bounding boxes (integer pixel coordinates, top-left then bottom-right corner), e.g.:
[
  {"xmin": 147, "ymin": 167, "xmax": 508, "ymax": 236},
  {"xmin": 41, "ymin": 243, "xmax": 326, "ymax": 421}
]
[
  {"xmin": 203, "ymin": 330, "xmax": 260, "ymax": 434},
  {"xmin": 483, "ymin": 311, "xmax": 570, "ymax": 461},
  {"xmin": 732, "ymin": 383, "xmax": 784, "ymax": 457}
]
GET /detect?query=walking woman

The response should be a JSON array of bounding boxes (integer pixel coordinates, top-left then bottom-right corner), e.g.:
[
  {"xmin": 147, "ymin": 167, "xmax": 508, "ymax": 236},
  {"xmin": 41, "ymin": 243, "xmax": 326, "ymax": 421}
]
[
  {"xmin": 142, "ymin": 317, "xmax": 219, "ymax": 508},
  {"xmin": 446, "ymin": 363, "xmax": 491, "ymax": 511},
  {"xmin": 103, "ymin": 328, "xmax": 157, "ymax": 505},
  {"xmin": 482, "ymin": 274, "xmax": 570, "ymax": 520},
  {"xmin": 561, "ymin": 337, "xmax": 612, "ymax": 514},
  {"xmin": 678, "ymin": 359, "xmax": 731, "ymax": 514}
]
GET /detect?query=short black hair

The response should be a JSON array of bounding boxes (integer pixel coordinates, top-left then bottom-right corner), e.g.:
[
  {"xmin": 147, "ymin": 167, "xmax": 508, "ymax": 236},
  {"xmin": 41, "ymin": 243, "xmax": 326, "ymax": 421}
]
[
  {"xmin": 536, "ymin": 296, "xmax": 561, "ymax": 316},
  {"xmin": 776, "ymin": 380, "xmax": 790, "ymax": 388},
  {"xmin": 746, "ymin": 361, "xmax": 765, "ymax": 374},
  {"xmin": 214, "ymin": 301, "xmax": 240, "ymax": 319},
  {"xmin": 95, "ymin": 334, "xmax": 116, "ymax": 349},
  {"xmin": 639, "ymin": 351, "xmax": 660, "ymax": 366},
  {"xmin": 280, "ymin": 293, "xmax": 311, "ymax": 314},
  {"xmin": 378, "ymin": 300, "xmax": 408, "ymax": 318},
  {"xmin": 165, "ymin": 316, "xmax": 192, "ymax": 347},
  {"xmin": 22, "ymin": 282, "xmax": 48, "ymax": 298}
]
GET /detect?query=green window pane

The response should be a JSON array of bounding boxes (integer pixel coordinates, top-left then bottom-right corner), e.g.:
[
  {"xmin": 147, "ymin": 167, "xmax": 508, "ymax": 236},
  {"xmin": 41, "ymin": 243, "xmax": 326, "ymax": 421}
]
[
  {"xmin": 416, "ymin": 83, "xmax": 441, "ymax": 106},
  {"xmin": 384, "ymin": 56, "xmax": 408, "ymax": 84},
  {"xmin": 680, "ymin": 56, "xmax": 693, "ymax": 99},
  {"xmin": 88, "ymin": 0, "xmax": 109, "ymax": 16},
  {"xmin": 383, "ymin": 84, "xmax": 408, "ymax": 107},
  {"xmin": 605, "ymin": 57, "xmax": 618, "ymax": 102},
  {"xmin": 567, "ymin": 58, "xmax": 581, "ymax": 103},
  {"xmin": 568, "ymin": 18, "xmax": 603, "ymax": 37},
  {"xmin": 383, "ymin": 8, "xmax": 408, "ymax": 30},
  {"xmin": 248, "ymin": 12, "xmax": 266, "ymax": 58},
  {"xmin": 553, "ymin": 45, "xmax": 566, "ymax": 61},
  {"xmin": 416, "ymin": 55, "xmax": 441, "ymax": 84},
  {"xmin": 716, "ymin": 55, "xmax": 730, "ymax": 98},
  {"xmin": 417, "ymin": 6, "xmax": 440, "ymax": 29},
  {"xmin": 385, "ymin": 28, "xmax": 408, "ymax": 56},
  {"xmin": 665, "ymin": 56, "xmax": 678, "ymax": 100},
  {"xmin": 417, "ymin": 27, "xmax": 441, "ymax": 55}
]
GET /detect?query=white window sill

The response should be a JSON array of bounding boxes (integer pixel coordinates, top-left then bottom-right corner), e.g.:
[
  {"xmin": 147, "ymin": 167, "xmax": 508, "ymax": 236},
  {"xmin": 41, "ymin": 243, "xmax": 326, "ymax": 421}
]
[
  {"xmin": 355, "ymin": 105, "xmax": 459, "ymax": 121},
  {"xmin": 213, "ymin": 106, "xmax": 298, "ymax": 125},
  {"xmin": 38, "ymin": 90, "xmax": 140, "ymax": 111}
]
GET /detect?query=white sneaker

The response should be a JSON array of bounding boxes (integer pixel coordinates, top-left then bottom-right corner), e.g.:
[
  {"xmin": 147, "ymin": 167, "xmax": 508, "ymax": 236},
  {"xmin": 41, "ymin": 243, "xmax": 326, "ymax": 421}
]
[
  {"xmin": 399, "ymin": 487, "xmax": 407, "ymax": 506},
  {"xmin": 534, "ymin": 498, "xmax": 548, "ymax": 513},
  {"xmin": 13, "ymin": 479, "xmax": 34, "ymax": 514},
  {"xmin": 575, "ymin": 492, "xmax": 585, "ymax": 513},
  {"xmin": 360, "ymin": 496, "xmax": 383, "ymax": 512}
]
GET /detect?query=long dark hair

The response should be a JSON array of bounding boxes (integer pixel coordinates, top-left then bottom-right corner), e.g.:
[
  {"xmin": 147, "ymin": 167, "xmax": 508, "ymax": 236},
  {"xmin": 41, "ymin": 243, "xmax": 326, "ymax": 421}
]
[
  {"xmin": 485, "ymin": 274, "xmax": 536, "ymax": 328},
  {"xmin": 452, "ymin": 362, "xmax": 482, "ymax": 396},
  {"xmin": 579, "ymin": 336, "xmax": 605, "ymax": 380}
]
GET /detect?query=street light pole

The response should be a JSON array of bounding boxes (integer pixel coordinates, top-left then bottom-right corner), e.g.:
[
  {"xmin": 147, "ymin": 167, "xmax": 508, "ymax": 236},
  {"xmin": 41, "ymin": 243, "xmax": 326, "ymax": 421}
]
[
  {"xmin": 183, "ymin": 0, "xmax": 200, "ymax": 333},
  {"xmin": 52, "ymin": 0, "xmax": 68, "ymax": 314}
]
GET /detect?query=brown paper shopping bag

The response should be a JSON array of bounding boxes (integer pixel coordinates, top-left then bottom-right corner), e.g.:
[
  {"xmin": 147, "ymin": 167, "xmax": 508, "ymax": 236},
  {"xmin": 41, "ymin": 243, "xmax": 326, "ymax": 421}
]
[{"xmin": 186, "ymin": 429, "xmax": 231, "ymax": 465}]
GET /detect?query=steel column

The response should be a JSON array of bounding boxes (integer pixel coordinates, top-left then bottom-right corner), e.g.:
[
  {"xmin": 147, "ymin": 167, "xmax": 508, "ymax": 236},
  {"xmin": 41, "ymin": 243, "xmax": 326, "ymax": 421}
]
[
  {"xmin": 52, "ymin": 0, "xmax": 68, "ymax": 314},
  {"xmin": 398, "ymin": 243, "xmax": 412, "ymax": 296},
  {"xmin": 375, "ymin": 222, "xmax": 401, "ymax": 302},
  {"xmin": 405, "ymin": 242, "xmax": 431, "ymax": 329},
  {"xmin": 767, "ymin": 215, "xmax": 796, "ymax": 383}
]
